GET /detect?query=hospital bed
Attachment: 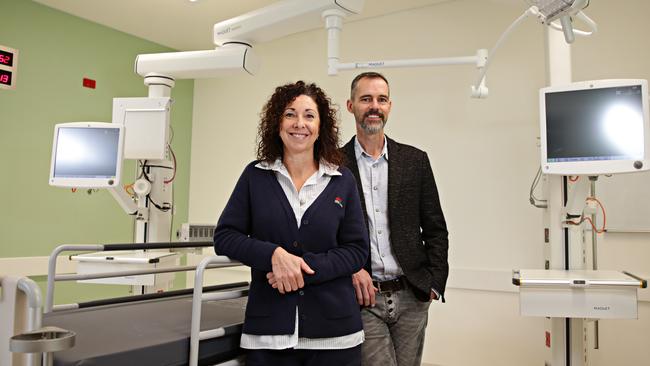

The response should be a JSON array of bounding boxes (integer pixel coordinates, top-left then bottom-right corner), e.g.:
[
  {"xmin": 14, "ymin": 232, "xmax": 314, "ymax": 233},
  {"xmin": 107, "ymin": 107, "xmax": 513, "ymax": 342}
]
[{"xmin": 3, "ymin": 242, "xmax": 248, "ymax": 366}]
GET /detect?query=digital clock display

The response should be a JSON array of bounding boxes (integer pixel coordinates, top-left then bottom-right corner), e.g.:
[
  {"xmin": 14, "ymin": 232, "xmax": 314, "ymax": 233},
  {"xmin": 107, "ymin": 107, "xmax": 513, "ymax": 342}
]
[
  {"xmin": 0, "ymin": 69, "xmax": 12, "ymax": 86},
  {"xmin": 0, "ymin": 49, "xmax": 13, "ymax": 67}
]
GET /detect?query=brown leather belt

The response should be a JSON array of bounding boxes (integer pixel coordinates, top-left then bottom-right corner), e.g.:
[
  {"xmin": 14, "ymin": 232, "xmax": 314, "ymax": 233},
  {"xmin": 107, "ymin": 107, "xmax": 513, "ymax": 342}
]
[{"xmin": 372, "ymin": 276, "xmax": 408, "ymax": 293}]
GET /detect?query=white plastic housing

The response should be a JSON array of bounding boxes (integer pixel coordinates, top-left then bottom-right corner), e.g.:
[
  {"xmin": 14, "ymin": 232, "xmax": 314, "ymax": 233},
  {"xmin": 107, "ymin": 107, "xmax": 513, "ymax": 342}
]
[
  {"xmin": 540, "ymin": 79, "xmax": 650, "ymax": 175},
  {"xmin": 214, "ymin": 0, "xmax": 364, "ymax": 46},
  {"xmin": 112, "ymin": 97, "xmax": 171, "ymax": 160},
  {"xmin": 135, "ymin": 44, "xmax": 259, "ymax": 79}
]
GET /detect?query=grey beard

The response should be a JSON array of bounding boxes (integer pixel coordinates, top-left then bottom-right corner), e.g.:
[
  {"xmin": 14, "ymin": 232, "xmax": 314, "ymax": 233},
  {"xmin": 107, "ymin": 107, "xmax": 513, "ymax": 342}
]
[{"xmin": 360, "ymin": 120, "xmax": 385, "ymax": 135}]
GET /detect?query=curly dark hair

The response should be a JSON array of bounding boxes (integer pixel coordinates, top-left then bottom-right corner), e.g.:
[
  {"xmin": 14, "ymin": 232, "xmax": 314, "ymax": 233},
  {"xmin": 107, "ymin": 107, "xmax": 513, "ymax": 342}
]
[{"xmin": 257, "ymin": 81, "xmax": 344, "ymax": 166}]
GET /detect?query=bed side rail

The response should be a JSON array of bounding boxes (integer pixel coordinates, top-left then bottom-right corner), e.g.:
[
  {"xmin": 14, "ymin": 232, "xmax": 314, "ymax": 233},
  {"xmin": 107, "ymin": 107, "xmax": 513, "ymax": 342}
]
[
  {"xmin": 189, "ymin": 256, "xmax": 249, "ymax": 366},
  {"xmin": 45, "ymin": 242, "xmax": 240, "ymax": 313}
]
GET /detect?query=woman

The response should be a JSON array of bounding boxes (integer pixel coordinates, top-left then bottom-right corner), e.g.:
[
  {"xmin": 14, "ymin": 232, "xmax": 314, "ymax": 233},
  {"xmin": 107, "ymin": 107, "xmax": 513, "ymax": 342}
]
[{"xmin": 214, "ymin": 81, "xmax": 369, "ymax": 366}]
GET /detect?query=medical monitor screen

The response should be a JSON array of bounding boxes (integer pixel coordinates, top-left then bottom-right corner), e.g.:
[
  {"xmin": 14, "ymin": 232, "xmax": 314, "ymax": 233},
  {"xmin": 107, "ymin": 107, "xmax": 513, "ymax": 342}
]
[
  {"xmin": 540, "ymin": 79, "xmax": 649, "ymax": 175},
  {"xmin": 49, "ymin": 123, "xmax": 124, "ymax": 188}
]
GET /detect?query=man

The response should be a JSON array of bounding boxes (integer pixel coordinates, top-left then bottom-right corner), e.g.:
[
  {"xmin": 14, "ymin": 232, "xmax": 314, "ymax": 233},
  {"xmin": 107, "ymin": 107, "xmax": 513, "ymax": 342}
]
[{"xmin": 342, "ymin": 72, "xmax": 449, "ymax": 366}]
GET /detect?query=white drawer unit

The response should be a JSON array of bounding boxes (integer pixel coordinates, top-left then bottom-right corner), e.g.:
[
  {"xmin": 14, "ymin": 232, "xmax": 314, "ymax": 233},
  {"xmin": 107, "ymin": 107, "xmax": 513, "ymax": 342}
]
[
  {"xmin": 71, "ymin": 250, "xmax": 179, "ymax": 287},
  {"xmin": 513, "ymin": 269, "xmax": 647, "ymax": 319}
]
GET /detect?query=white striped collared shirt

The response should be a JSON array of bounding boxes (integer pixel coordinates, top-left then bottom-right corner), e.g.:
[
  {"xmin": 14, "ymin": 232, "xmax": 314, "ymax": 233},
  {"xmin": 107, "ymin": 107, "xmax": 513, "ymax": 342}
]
[{"xmin": 239, "ymin": 158, "xmax": 364, "ymax": 350}]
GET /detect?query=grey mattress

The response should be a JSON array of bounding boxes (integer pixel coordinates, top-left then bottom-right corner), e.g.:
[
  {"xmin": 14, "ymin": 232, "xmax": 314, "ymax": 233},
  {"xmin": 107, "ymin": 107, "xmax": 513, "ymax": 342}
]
[{"xmin": 43, "ymin": 295, "xmax": 246, "ymax": 366}]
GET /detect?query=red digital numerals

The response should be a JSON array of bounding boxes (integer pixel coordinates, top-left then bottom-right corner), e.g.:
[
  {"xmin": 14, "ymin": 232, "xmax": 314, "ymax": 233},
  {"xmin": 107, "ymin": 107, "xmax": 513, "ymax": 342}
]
[
  {"xmin": 0, "ymin": 47, "xmax": 16, "ymax": 88},
  {"xmin": 0, "ymin": 71, "xmax": 12, "ymax": 85}
]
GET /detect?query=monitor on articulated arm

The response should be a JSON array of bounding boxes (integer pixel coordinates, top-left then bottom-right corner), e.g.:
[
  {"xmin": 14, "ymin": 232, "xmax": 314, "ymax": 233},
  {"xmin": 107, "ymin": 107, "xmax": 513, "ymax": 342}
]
[
  {"xmin": 49, "ymin": 122, "xmax": 124, "ymax": 188},
  {"xmin": 540, "ymin": 79, "xmax": 650, "ymax": 176}
]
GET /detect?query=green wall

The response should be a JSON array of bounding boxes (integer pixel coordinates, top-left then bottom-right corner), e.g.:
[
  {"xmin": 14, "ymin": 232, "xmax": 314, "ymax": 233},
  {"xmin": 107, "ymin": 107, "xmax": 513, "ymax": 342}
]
[{"xmin": 0, "ymin": 0, "xmax": 194, "ymax": 302}]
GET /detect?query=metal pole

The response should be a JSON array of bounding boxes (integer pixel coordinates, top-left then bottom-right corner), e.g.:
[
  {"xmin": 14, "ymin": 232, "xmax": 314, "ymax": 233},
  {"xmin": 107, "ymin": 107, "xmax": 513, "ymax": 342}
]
[{"xmin": 589, "ymin": 176, "xmax": 599, "ymax": 349}]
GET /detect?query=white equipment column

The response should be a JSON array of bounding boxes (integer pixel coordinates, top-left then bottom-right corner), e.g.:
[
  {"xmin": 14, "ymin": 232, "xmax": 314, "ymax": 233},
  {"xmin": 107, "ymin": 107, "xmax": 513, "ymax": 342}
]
[
  {"xmin": 139, "ymin": 75, "xmax": 175, "ymax": 244},
  {"xmin": 544, "ymin": 27, "xmax": 588, "ymax": 366}
]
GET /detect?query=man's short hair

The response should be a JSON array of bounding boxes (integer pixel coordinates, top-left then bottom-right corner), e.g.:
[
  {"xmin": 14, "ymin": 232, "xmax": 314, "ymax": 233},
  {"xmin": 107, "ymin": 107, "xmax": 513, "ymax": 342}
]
[{"xmin": 350, "ymin": 72, "xmax": 390, "ymax": 99}]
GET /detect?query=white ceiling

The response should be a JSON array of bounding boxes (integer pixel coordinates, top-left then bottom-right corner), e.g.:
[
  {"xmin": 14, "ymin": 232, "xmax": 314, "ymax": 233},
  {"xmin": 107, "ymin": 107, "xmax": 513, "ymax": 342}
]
[{"xmin": 33, "ymin": 0, "xmax": 462, "ymax": 51}]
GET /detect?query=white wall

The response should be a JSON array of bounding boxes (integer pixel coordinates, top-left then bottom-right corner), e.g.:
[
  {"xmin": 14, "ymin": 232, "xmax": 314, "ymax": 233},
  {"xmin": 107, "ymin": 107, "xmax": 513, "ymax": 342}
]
[{"xmin": 188, "ymin": 0, "xmax": 650, "ymax": 365}]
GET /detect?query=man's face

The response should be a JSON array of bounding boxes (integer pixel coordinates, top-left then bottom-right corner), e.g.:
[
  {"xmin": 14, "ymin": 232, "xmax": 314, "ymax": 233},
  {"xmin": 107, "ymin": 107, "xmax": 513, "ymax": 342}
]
[{"xmin": 347, "ymin": 77, "xmax": 392, "ymax": 135}]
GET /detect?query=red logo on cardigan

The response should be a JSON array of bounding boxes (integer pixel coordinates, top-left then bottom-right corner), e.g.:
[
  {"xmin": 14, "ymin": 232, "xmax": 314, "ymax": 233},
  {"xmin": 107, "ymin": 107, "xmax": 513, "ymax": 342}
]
[{"xmin": 334, "ymin": 197, "xmax": 344, "ymax": 208}]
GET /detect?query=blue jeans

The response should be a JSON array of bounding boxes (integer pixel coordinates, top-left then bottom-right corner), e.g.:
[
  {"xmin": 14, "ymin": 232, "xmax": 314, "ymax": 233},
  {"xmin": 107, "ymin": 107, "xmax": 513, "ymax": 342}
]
[{"xmin": 361, "ymin": 288, "xmax": 430, "ymax": 366}]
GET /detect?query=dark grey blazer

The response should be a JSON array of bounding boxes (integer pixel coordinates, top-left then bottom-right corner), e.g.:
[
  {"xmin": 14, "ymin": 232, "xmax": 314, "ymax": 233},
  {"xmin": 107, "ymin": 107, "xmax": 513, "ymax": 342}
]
[{"xmin": 343, "ymin": 136, "xmax": 449, "ymax": 302}]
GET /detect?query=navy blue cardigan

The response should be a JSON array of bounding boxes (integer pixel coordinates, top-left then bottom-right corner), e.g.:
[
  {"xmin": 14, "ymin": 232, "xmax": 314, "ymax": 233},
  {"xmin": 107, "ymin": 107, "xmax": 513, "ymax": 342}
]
[{"xmin": 214, "ymin": 161, "xmax": 369, "ymax": 338}]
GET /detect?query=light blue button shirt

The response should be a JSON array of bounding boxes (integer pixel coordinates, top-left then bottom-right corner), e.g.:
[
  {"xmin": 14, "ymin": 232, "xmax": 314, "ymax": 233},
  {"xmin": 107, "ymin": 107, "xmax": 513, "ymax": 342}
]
[
  {"xmin": 354, "ymin": 137, "xmax": 404, "ymax": 282},
  {"xmin": 354, "ymin": 138, "xmax": 440, "ymax": 300}
]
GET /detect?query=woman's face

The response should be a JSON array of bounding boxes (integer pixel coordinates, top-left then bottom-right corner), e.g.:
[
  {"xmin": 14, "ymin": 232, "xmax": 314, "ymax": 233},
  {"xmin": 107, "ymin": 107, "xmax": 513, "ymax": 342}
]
[{"xmin": 279, "ymin": 94, "xmax": 320, "ymax": 158}]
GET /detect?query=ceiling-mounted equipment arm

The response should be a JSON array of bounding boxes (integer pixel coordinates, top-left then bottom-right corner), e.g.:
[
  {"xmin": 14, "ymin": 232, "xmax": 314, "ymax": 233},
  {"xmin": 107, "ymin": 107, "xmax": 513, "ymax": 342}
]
[
  {"xmin": 135, "ymin": 43, "xmax": 259, "ymax": 80},
  {"xmin": 135, "ymin": 1, "xmax": 364, "ymax": 83},
  {"xmin": 322, "ymin": 9, "xmax": 489, "ymax": 98},
  {"xmin": 213, "ymin": 0, "xmax": 363, "ymax": 47}
]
